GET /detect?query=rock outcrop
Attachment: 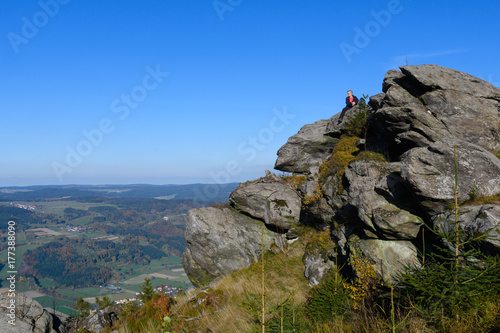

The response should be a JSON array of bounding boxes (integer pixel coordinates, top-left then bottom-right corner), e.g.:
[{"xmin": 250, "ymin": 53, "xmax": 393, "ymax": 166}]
[
  {"xmin": 183, "ymin": 64, "xmax": 500, "ymax": 287},
  {"xmin": 229, "ymin": 173, "xmax": 302, "ymax": 230},
  {"xmin": 80, "ymin": 305, "xmax": 123, "ymax": 333},
  {"xmin": 183, "ymin": 205, "xmax": 276, "ymax": 287},
  {"xmin": 343, "ymin": 160, "xmax": 424, "ymax": 240},
  {"xmin": 401, "ymin": 138, "xmax": 500, "ymax": 216},
  {"xmin": 0, "ymin": 293, "xmax": 67, "ymax": 333},
  {"xmin": 373, "ymin": 64, "xmax": 500, "ymax": 155},
  {"xmin": 275, "ymin": 119, "xmax": 339, "ymax": 174}
]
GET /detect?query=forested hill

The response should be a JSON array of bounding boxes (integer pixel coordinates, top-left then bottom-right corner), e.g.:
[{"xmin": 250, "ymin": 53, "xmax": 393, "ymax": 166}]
[{"xmin": 0, "ymin": 183, "xmax": 239, "ymax": 202}]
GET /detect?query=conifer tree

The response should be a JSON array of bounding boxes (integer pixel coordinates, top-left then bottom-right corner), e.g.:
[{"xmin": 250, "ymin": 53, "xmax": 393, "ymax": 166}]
[
  {"xmin": 139, "ymin": 277, "xmax": 155, "ymax": 303},
  {"xmin": 398, "ymin": 145, "xmax": 500, "ymax": 322}
]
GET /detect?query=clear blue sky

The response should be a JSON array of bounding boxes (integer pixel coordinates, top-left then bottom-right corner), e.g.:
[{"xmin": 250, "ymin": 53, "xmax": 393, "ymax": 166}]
[{"xmin": 1, "ymin": 0, "xmax": 499, "ymax": 186}]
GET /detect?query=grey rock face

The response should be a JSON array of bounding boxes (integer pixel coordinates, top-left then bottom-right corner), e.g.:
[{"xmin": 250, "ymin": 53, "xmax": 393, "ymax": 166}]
[
  {"xmin": 81, "ymin": 307, "xmax": 121, "ymax": 333},
  {"xmin": 0, "ymin": 293, "xmax": 65, "ymax": 333},
  {"xmin": 374, "ymin": 105, "xmax": 450, "ymax": 149},
  {"xmin": 324, "ymin": 104, "xmax": 365, "ymax": 138},
  {"xmin": 274, "ymin": 119, "xmax": 338, "ymax": 174},
  {"xmin": 368, "ymin": 93, "xmax": 385, "ymax": 111},
  {"xmin": 422, "ymin": 89, "xmax": 500, "ymax": 151},
  {"xmin": 400, "ymin": 64, "xmax": 500, "ymax": 99},
  {"xmin": 374, "ymin": 64, "xmax": 500, "ymax": 153},
  {"xmin": 401, "ymin": 138, "xmax": 500, "ymax": 216},
  {"xmin": 353, "ymin": 237, "xmax": 420, "ymax": 285},
  {"xmin": 382, "ymin": 69, "xmax": 405, "ymax": 93},
  {"xmin": 383, "ymin": 84, "xmax": 423, "ymax": 108},
  {"xmin": 343, "ymin": 160, "xmax": 423, "ymax": 240},
  {"xmin": 303, "ymin": 251, "xmax": 334, "ymax": 287},
  {"xmin": 302, "ymin": 229, "xmax": 337, "ymax": 286},
  {"xmin": 433, "ymin": 204, "xmax": 500, "ymax": 252},
  {"xmin": 298, "ymin": 177, "xmax": 336, "ymax": 227},
  {"xmin": 229, "ymin": 174, "xmax": 302, "ymax": 230},
  {"xmin": 183, "ymin": 206, "xmax": 275, "ymax": 287}
]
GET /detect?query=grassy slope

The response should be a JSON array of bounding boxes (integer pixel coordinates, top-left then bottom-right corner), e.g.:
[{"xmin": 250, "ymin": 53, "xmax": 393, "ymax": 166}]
[{"xmin": 162, "ymin": 229, "xmax": 314, "ymax": 333}]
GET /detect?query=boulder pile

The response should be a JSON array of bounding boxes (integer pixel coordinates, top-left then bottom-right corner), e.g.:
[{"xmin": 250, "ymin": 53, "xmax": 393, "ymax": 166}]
[{"xmin": 183, "ymin": 64, "xmax": 500, "ymax": 287}]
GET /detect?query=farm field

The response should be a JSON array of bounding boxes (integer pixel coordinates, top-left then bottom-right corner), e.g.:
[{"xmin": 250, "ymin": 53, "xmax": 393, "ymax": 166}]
[{"xmin": 0, "ymin": 190, "xmax": 202, "ymax": 316}]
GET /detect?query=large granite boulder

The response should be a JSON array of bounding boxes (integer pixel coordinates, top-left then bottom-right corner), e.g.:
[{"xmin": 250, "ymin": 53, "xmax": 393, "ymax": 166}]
[
  {"xmin": 349, "ymin": 236, "xmax": 420, "ymax": 285},
  {"xmin": 183, "ymin": 206, "xmax": 275, "ymax": 287},
  {"xmin": 298, "ymin": 177, "xmax": 337, "ymax": 227},
  {"xmin": 374, "ymin": 105, "xmax": 450, "ymax": 150},
  {"xmin": 302, "ymin": 230, "xmax": 337, "ymax": 286},
  {"xmin": 303, "ymin": 251, "xmax": 334, "ymax": 287},
  {"xmin": 274, "ymin": 119, "xmax": 338, "ymax": 174},
  {"xmin": 421, "ymin": 89, "xmax": 500, "ymax": 151},
  {"xmin": 229, "ymin": 173, "xmax": 302, "ymax": 230},
  {"xmin": 343, "ymin": 160, "xmax": 423, "ymax": 240},
  {"xmin": 0, "ymin": 293, "xmax": 66, "ymax": 333},
  {"xmin": 376, "ymin": 64, "xmax": 500, "ymax": 153},
  {"xmin": 401, "ymin": 138, "xmax": 500, "ymax": 216},
  {"xmin": 324, "ymin": 104, "xmax": 365, "ymax": 137},
  {"xmin": 399, "ymin": 64, "xmax": 500, "ymax": 98},
  {"xmin": 80, "ymin": 305, "xmax": 123, "ymax": 333},
  {"xmin": 383, "ymin": 83, "xmax": 423, "ymax": 108}
]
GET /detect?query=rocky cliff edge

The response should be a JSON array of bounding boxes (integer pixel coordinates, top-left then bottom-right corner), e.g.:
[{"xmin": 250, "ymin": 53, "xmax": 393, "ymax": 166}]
[{"xmin": 183, "ymin": 64, "xmax": 500, "ymax": 288}]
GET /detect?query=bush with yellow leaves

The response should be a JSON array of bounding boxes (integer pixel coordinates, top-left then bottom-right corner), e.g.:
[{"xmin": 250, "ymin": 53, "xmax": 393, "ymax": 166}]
[{"xmin": 345, "ymin": 247, "xmax": 378, "ymax": 310}]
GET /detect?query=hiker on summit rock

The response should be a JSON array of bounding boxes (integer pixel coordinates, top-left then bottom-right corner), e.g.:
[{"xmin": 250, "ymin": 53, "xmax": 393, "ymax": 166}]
[{"xmin": 338, "ymin": 90, "xmax": 358, "ymax": 123}]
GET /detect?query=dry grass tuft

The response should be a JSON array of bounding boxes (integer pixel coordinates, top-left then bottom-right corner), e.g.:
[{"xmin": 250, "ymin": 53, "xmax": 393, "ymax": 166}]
[{"xmin": 162, "ymin": 229, "xmax": 312, "ymax": 332}]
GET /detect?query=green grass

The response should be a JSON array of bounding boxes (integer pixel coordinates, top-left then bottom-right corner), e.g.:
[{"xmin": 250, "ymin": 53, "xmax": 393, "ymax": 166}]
[
  {"xmin": 68, "ymin": 215, "xmax": 94, "ymax": 226},
  {"xmin": 56, "ymin": 306, "xmax": 78, "ymax": 317},
  {"xmin": 39, "ymin": 278, "xmax": 61, "ymax": 289},
  {"xmin": 55, "ymin": 287, "xmax": 115, "ymax": 299},
  {"xmin": 22, "ymin": 200, "xmax": 119, "ymax": 220},
  {"xmin": 117, "ymin": 258, "xmax": 187, "ymax": 283},
  {"xmin": 33, "ymin": 296, "xmax": 74, "ymax": 308},
  {"xmin": 120, "ymin": 284, "xmax": 143, "ymax": 293},
  {"xmin": 165, "ymin": 256, "xmax": 182, "ymax": 264},
  {"xmin": 15, "ymin": 231, "xmax": 27, "ymax": 244},
  {"xmin": 83, "ymin": 231, "xmax": 110, "ymax": 238},
  {"xmin": 76, "ymin": 287, "xmax": 106, "ymax": 296},
  {"xmin": 105, "ymin": 292, "xmax": 136, "ymax": 302},
  {"xmin": 14, "ymin": 281, "xmax": 31, "ymax": 293},
  {"xmin": 123, "ymin": 278, "xmax": 171, "ymax": 292},
  {"xmin": 55, "ymin": 289, "xmax": 89, "ymax": 299}
]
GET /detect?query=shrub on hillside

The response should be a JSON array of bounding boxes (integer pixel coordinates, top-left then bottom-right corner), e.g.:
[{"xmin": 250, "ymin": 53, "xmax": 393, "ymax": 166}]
[{"xmin": 305, "ymin": 268, "xmax": 351, "ymax": 323}]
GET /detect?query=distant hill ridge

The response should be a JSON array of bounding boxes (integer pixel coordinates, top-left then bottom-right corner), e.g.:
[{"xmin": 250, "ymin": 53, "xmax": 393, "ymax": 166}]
[{"xmin": 0, "ymin": 183, "xmax": 239, "ymax": 202}]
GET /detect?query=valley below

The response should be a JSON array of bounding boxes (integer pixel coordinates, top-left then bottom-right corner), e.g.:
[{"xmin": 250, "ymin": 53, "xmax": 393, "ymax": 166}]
[{"xmin": 0, "ymin": 183, "xmax": 236, "ymax": 318}]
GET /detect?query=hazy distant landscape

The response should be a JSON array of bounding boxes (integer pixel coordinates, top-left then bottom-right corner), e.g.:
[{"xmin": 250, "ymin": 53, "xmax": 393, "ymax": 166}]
[{"xmin": 0, "ymin": 183, "xmax": 238, "ymax": 317}]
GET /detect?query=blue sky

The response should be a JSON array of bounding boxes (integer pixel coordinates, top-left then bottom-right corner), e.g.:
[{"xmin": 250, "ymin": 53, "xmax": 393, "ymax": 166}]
[{"xmin": 1, "ymin": 0, "xmax": 499, "ymax": 186}]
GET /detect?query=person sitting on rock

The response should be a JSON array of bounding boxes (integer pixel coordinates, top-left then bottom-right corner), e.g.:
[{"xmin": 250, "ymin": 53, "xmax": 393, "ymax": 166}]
[{"xmin": 338, "ymin": 90, "xmax": 359, "ymax": 123}]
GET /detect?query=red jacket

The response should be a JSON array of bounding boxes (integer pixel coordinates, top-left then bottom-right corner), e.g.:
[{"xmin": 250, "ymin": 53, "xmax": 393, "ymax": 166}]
[{"xmin": 345, "ymin": 95, "xmax": 359, "ymax": 108}]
